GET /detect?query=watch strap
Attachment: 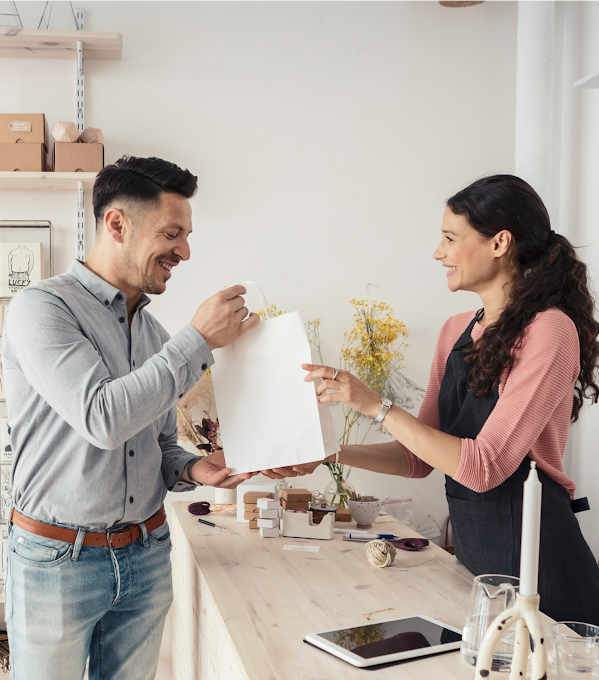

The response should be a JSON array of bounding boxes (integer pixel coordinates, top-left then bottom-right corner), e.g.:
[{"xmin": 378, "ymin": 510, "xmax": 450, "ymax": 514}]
[
  {"xmin": 374, "ymin": 399, "xmax": 392, "ymax": 425},
  {"xmin": 185, "ymin": 457, "xmax": 203, "ymax": 486}
]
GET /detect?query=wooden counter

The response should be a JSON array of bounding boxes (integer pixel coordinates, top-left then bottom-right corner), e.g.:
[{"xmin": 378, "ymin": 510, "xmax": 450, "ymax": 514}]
[{"xmin": 169, "ymin": 502, "xmax": 556, "ymax": 679}]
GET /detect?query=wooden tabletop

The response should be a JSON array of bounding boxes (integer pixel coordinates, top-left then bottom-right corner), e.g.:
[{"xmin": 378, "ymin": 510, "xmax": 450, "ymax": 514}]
[{"xmin": 170, "ymin": 502, "xmax": 556, "ymax": 679}]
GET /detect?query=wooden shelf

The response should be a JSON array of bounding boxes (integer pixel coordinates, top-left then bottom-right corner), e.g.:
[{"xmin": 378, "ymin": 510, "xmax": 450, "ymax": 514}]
[
  {"xmin": 0, "ymin": 28, "xmax": 122, "ymax": 60},
  {"xmin": 0, "ymin": 172, "xmax": 97, "ymax": 192},
  {"xmin": 574, "ymin": 72, "xmax": 599, "ymax": 89}
]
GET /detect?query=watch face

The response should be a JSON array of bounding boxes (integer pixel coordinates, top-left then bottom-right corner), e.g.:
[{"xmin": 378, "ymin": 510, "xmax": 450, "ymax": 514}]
[{"xmin": 382, "ymin": 398, "xmax": 392, "ymax": 407}]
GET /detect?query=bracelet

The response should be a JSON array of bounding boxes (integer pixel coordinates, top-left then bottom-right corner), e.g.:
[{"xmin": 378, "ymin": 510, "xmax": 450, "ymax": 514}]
[{"xmin": 185, "ymin": 458, "xmax": 203, "ymax": 486}]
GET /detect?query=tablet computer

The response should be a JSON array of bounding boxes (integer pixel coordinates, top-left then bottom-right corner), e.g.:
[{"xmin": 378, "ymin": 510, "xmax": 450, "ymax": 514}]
[{"xmin": 305, "ymin": 615, "xmax": 463, "ymax": 668}]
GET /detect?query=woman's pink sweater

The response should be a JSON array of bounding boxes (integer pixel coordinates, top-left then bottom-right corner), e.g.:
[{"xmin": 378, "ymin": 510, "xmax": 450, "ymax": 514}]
[{"xmin": 404, "ymin": 308, "xmax": 579, "ymax": 497}]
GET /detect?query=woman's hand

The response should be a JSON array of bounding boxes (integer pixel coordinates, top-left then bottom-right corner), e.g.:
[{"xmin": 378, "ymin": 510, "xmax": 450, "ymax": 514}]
[
  {"xmin": 302, "ymin": 364, "xmax": 382, "ymax": 418},
  {"xmin": 191, "ymin": 450, "xmax": 259, "ymax": 488}
]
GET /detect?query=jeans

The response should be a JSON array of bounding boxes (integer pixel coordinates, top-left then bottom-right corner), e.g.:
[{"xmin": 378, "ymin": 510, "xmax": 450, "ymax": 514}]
[{"xmin": 5, "ymin": 518, "xmax": 173, "ymax": 680}]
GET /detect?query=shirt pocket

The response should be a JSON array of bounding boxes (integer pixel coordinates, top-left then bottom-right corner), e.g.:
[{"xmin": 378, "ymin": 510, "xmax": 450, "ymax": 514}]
[{"xmin": 10, "ymin": 527, "xmax": 72, "ymax": 567}]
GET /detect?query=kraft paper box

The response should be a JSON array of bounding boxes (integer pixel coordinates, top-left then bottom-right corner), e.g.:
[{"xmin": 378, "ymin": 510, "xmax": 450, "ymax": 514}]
[
  {"xmin": 280, "ymin": 488, "xmax": 312, "ymax": 503},
  {"xmin": 244, "ymin": 503, "xmax": 259, "ymax": 513},
  {"xmin": 0, "ymin": 242, "xmax": 43, "ymax": 297},
  {"xmin": 280, "ymin": 499, "xmax": 310, "ymax": 511},
  {"xmin": 248, "ymin": 519, "xmax": 258, "ymax": 529},
  {"xmin": 53, "ymin": 142, "xmax": 104, "ymax": 172},
  {"xmin": 237, "ymin": 480, "xmax": 279, "ymax": 523},
  {"xmin": 0, "ymin": 143, "xmax": 47, "ymax": 171},
  {"xmin": 243, "ymin": 491, "xmax": 273, "ymax": 503},
  {"xmin": 0, "ymin": 114, "xmax": 48, "ymax": 145}
]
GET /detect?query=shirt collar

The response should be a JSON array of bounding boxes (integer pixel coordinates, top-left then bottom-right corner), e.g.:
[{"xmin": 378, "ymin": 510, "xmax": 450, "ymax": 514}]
[{"xmin": 67, "ymin": 260, "xmax": 151, "ymax": 311}]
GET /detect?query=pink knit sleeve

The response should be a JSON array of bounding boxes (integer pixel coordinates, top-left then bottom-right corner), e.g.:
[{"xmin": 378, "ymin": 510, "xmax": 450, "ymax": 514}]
[{"xmin": 453, "ymin": 310, "xmax": 579, "ymax": 493}]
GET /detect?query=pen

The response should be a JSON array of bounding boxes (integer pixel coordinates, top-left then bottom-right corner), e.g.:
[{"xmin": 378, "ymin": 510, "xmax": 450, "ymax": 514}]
[
  {"xmin": 343, "ymin": 533, "xmax": 400, "ymax": 541},
  {"xmin": 197, "ymin": 518, "xmax": 225, "ymax": 530}
]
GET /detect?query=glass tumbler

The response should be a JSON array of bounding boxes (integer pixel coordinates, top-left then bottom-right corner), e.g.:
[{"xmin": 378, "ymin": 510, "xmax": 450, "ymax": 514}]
[
  {"xmin": 550, "ymin": 622, "xmax": 599, "ymax": 668},
  {"xmin": 461, "ymin": 574, "xmax": 520, "ymax": 672},
  {"xmin": 556, "ymin": 640, "xmax": 599, "ymax": 678}
]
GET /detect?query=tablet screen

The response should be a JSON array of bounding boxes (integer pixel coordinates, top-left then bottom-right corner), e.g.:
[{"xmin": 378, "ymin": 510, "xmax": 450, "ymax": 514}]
[{"xmin": 316, "ymin": 616, "xmax": 462, "ymax": 659}]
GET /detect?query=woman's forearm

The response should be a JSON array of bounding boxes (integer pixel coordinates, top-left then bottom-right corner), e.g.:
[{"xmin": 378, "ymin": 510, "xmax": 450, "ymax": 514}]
[{"xmin": 326, "ymin": 440, "xmax": 411, "ymax": 477}]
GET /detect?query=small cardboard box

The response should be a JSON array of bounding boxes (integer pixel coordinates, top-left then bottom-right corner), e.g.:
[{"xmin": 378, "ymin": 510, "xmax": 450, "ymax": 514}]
[
  {"xmin": 248, "ymin": 519, "xmax": 258, "ymax": 529},
  {"xmin": 257, "ymin": 518, "xmax": 279, "ymax": 529},
  {"xmin": 280, "ymin": 499, "xmax": 310, "ymax": 511},
  {"xmin": 259, "ymin": 527, "xmax": 279, "ymax": 538},
  {"xmin": 243, "ymin": 491, "xmax": 273, "ymax": 503},
  {"xmin": 280, "ymin": 488, "xmax": 312, "ymax": 503},
  {"xmin": 258, "ymin": 508, "xmax": 279, "ymax": 519},
  {"xmin": 244, "ymin": 510, "xmax": 260, "ymax": 520},
  {"xmin": 244, "ymin": 503, "xmax": 258, "ymax": 512},
  {"xmin": 53, "ymin": 142, "xmax": 104, "ymax": 172},
  {"xmin": 0, "ymin": 143, "xmax": 47, "ymax": 171},
  {"xmin": 335, "ymin": 508, "xmax": 351, "ymax": 522},
  {"xmin": 0, "ymin": 114, "xmax": 48, "ymax": 146}
]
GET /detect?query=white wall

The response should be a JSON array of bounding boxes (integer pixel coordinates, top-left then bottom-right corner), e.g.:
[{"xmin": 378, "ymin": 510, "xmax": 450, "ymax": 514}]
[{"xmin": 0, "ymin": 2, "xmax": 518, "ymax": 540}]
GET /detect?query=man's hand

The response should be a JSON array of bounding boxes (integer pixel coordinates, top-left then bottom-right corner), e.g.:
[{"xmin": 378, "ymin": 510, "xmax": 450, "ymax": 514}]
[
  {"xmin": 190, "ymin": 450, "xmax": 259, "ymax": 488},
  {"xmin": 191, "ymin": 285, "xmax": 260, "ymax": 350},
  {"xmin": 260, "ymin": 461, "xmax": 322, "ymax": 480}
]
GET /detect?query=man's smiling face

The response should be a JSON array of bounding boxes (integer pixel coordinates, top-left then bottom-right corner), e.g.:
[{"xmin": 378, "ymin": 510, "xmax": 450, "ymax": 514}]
[{"xmin": 124, "ymin": 192, "xmax": 193, "ymax": 295}]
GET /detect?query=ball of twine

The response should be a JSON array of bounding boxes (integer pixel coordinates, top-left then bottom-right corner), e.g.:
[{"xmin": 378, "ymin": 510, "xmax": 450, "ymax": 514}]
[{"xmin": 365, "ymin": 539, "xmax": 397, "ymax": 568}]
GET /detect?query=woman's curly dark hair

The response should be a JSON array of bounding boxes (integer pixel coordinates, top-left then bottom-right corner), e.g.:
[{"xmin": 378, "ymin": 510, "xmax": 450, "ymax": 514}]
[{"xmin": 447, "ymin": 174, "xmax": 599, "ymax": 422}]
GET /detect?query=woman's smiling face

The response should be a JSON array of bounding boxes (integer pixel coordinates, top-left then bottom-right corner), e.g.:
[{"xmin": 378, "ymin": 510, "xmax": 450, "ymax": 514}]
[{"xmin": 433, "ymin": 207, "xmax": 512, "ymax": 295}]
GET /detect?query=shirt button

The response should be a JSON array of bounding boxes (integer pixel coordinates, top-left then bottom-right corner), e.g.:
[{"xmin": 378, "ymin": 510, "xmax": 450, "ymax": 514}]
[
  {"xmin": 104, "ymin": 300, "xmax": 109, "ymax": 306},
  {"xmin": 116, "ymin": 294, "xmax": 123, "ymax": 301},
  {"xmin": 201, "ymin": 363, "xmax": 207, "ymax": 371},
  {"xmin": 179, "ymin": 394, "xmax": 183, "ymax": 399},
  {"xmin": 175, "ymin": 470, "xmax": 179, "ymax": 476},
  {"xmin": 129, "ymin": 496, "xmax": 134, "ymax": 504},
  {"xmin": 129, "ymin": 450, "xmax": 134, "ymax": 457},
  {"xmin": 119, "ymin": 317, "xmax": 125, "ymax": 323},
  {"xmin": 18, "ymin": 537, "xmax": 23, "ymax": 543},
  {"xmin": 132, "ymin": 360, "xmax": 136, "ymax": 367}
]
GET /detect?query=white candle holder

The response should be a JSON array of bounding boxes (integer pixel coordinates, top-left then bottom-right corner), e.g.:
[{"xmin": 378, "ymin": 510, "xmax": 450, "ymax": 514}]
[{"xmin": 475, "ymin": 592, "xmax": 547, "ymax": 680}]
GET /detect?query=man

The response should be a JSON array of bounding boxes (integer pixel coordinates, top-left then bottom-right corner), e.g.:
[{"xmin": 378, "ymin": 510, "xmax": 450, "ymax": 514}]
[{"xmin": 1, "ymin": 155, "xmax": 294, "ymax": 680}]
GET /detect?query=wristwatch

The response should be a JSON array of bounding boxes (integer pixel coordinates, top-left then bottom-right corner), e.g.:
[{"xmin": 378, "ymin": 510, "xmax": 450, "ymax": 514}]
[
  {"xmin": 374, "ymin": 397, "xmax": 393, "ymax": 425},
  {"xmin": 184, "ymin": 458, "xmax": 203, "ymax": 486}
]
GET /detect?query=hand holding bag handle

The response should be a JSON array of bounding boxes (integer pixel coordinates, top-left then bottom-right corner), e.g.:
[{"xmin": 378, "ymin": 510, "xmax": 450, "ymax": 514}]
[{"xmin": 228, "ymin": 281, "xmax": 273, "ymax": 319}]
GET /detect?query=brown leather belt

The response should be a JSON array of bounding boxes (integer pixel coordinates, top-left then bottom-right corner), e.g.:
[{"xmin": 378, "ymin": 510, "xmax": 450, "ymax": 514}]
[{"xmin": 10, "ymin": 505, "xmax": 166, "ymax": 548}]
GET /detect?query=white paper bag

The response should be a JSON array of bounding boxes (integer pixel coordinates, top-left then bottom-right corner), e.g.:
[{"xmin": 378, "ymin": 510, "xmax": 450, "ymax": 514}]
[{"xmin": 211, "ymin": 283, "xmax": 340, "ymax": 475}]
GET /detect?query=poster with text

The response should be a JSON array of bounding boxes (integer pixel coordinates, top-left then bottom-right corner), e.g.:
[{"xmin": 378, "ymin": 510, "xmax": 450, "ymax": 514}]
[
  {"xmin": 0, "ymin": 418, "xmax": 12, "ymax": 463},
  {"xmin": 0, "ymin": 242, "xmax": 43, "ymax": 297},
  {"xmin": 0, "ymin": 465, "xmax": 12, "ymax": 520}
]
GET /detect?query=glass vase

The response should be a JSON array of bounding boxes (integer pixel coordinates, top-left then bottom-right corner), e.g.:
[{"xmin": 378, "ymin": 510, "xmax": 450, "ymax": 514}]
[{"xmin": 324, "ymin": 465, "xmax": 355, "ymax": 509}]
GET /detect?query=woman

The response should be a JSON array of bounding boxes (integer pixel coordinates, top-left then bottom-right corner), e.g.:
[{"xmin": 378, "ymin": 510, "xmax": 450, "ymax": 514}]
[{"xmin": 302, "ymin": 175, "xmax": 599, "ymax": 624}]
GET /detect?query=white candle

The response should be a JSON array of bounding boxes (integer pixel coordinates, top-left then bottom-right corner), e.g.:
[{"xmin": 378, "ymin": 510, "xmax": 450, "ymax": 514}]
[{"xmin": 519, "ymin": 461, "xmax": 543, "ymax": 597}]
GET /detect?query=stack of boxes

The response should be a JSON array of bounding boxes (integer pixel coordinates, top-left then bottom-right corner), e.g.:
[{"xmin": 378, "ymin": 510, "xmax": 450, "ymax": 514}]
[
  {"xmin": 279, "ymin": 488, "xmax": 312, "ymax": 512},
  {"xmin": 257, "ymin": 497, "xmax": 280, "ymax": 538},
  {"xmin": 243, "ymin": 491, "xmax": 273, "ymax": 530},
  {"xmin": 0, "ymin": 113, "xmax": 49, "ymax": 171}
]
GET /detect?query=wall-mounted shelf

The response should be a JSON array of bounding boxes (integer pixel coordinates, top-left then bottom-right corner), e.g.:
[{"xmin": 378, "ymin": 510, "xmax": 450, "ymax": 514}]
[
  {"xmin": 0, "ymin": 28, "xmax": 122, "ymax": 60},
  {"xmin": 0, "ymin": 172, "xmax": 96, "ymax": 193},
  {"xmin": 574, "ymin": 72, "xmax": 599, "ymax": 89}
]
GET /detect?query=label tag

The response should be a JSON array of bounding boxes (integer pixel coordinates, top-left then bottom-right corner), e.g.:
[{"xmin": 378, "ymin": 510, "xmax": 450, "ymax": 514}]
[
  {"xmin": 416, "ymin": 514, "xmax": 442, "ymax": 540},
  {"xmin": 9, "ymin": 121, "xmax": 32, "ymax": 133},
  {"xmin": 283, "ymin": 545, "xmax": 320, "ymax": 552}
]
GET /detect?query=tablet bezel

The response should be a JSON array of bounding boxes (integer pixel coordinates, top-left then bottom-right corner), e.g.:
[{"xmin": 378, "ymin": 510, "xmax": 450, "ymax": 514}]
[{"xmin": 304, "ymin": 614, "xmax": 463, "ymax": 668}]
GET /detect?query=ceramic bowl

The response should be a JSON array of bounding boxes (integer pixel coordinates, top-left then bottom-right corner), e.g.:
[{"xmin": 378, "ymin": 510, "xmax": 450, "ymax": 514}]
[{"xmin": 347, "ymin": 499, "xmax": 381, "ymax": 528}]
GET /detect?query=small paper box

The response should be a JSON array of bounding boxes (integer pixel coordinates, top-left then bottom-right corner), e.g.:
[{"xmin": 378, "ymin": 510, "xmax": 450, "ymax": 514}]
[
  {"xmin": 280, "ymin": 499, "xmax": 310, "ymax": 511},
  {"xmin": 243, "ymin": 491, "xmax": 273, "ymax": 503},
  {"xmin": 257, "ymin": 498, "xmax": 279, "ymax": 511},
  {"xmin": 244, "ymin": 503, "xmax": 258, "ymax": 512},
  {"xmin": 259, "ymin": 527, "xmax": 279, "ymax": 538},
  {"xmin": 335, "ymin": 508, "xmax": 351, "ymax": 522},
  {"xmin": 258, "ymin": 509, "xmax": 279, "ymax": 519},
  {"xmin": 280, "ymin": 488, "xmax": 312, "ymax": 503},
  {"xmin": 258, "ymin": 518, "xmax": 279, "ymax": 529},
  {"xmin": 53, "ymin": 142, "xmax": 104, "ymax": 172},
  {"xmin": 0, "ymin": 143, "xmax": 47, "ymax": 171},
  {"xmin": 0, "ymin": 114, "xmax": 48, "ymax": 145},
  {"xmin": 244, "ymin": 511, "xmax": 260, "ymax": 520},
  {"xmin": 248, "ymin": 519, "xmax": 258, "ymax": 529}
]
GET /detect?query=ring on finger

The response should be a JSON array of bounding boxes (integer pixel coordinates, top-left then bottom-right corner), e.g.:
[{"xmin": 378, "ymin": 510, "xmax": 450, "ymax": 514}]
[{"xmin": 332, "ymin": 368, "xmax": 339, "ymax": 381}]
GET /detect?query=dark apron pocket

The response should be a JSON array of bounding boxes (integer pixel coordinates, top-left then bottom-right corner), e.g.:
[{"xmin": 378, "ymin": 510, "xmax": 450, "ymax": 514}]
[{"xmin": 447, "ymin": 495, "xmax": 514, "ymax": 577}]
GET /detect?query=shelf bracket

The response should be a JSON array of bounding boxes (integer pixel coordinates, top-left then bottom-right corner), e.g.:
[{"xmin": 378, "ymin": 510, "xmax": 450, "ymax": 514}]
[
  {"xmin": 77, "ymin": 181, "xmax": 85, "ymax": 262},
  {"xmin": 76, "ymin": 39, "xmax": 84, "ymax": 131}
]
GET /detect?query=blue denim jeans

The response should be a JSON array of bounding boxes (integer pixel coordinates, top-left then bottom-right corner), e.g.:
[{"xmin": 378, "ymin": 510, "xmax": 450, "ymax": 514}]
[{"xmin": 5, "ymin": 518, "xmax": 173, "ymax": 680}]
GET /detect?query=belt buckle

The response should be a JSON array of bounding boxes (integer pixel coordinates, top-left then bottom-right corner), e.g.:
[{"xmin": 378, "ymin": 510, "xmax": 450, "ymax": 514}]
[{"xmin": 107, "ymin": 526, "xmax": 131, "ymax": 548}]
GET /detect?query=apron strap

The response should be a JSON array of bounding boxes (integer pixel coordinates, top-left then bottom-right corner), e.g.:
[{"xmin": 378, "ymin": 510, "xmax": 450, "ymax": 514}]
[{"xmin": 571, "ymin": 497, "xmax": 590, "ymax": 513}]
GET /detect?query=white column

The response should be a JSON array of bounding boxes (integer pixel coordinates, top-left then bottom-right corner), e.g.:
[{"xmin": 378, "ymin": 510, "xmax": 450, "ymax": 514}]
[{"xmin": 514, "ymin": 1, "xmax": 556, "ymax": 212}]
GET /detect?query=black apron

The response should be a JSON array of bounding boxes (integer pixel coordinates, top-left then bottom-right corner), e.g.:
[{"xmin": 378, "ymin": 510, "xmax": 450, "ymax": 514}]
[{"xmin": 440, "ymin": 311, "xmax": 599, "ymax": 624}]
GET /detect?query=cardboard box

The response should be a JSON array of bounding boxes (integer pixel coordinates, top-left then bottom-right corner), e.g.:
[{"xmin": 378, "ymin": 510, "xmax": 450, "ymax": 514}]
[
  {"xmin": 237, "ymin": 481, "xmax": 279, "ymax": 523},
  {"xmin": 53, "ymin": 142, "xmax": 104, "ymax": 172},
  {"xmin": 258, "ymin": 509, "xmax": 279, "ymax": 519},
  {"xmin": 244, "ymin": 510, "xmax": 260, "ymax": 520},
  {"xmin": 244, "ymin": 503, "xmax": 258, "ymax": 512},
  {"xmin": 335, "ymin": 508, "xmax": 351, "ymax": 522},
  {"xmin": 280, "ymin": 488, "xmax": 312, "ymax": 503},
  {"xmin": 249, "ymin": 519, "xmax": 258, "ymax": 529},
  {"xmin": 0, "ymin": 143, "xmax": 47, "ymax": 171},
  {"xmin": 0, "ymin": 114, "xmax": 48, "ymax": 146},
  {"xmin": 243, "ymin": 491, "xmax": 273, "ymax": 503},
  {"xmin": 280, "ymin": 499, "xmax": 310, "ymax": 511},
  {"xmin": 257, "ymin": 518, "xmax": 279, "ymax": 529}
]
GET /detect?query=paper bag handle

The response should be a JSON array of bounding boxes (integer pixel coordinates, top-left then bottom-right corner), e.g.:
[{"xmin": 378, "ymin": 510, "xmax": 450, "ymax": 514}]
[{"xmin": 233, "ymin": 281, "xmax": 273, "ymax": 319}]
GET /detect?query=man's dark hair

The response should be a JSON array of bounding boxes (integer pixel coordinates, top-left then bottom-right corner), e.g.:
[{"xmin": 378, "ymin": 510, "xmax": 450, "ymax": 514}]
[{"xmin": 92, "ymin": 155, "xmax": 198, "ymax": 230}]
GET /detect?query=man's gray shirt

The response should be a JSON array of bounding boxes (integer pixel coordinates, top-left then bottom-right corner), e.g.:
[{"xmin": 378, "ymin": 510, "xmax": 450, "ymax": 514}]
[{"xmin": 1, "ymin": 260, "xmax": 214, "ymax": 530}]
